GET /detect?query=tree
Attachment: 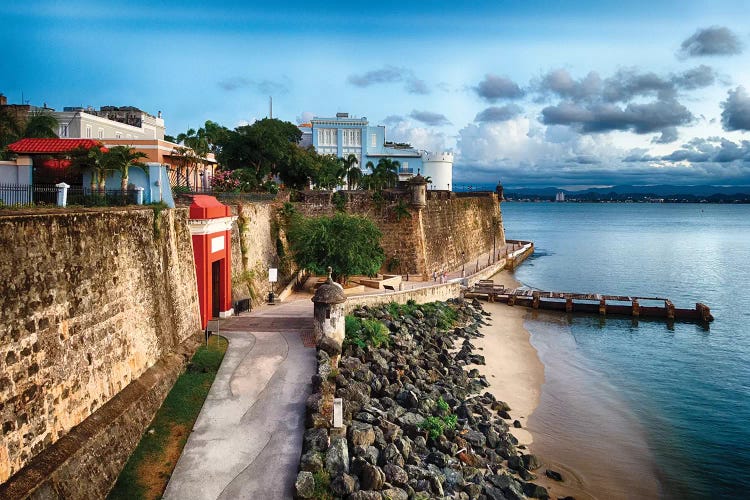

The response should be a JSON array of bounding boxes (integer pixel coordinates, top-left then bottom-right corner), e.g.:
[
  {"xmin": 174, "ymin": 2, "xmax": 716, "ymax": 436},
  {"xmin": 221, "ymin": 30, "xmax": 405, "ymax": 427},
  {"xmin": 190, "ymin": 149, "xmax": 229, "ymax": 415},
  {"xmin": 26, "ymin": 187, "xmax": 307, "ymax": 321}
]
[
  {"xmin": 343, "ymin": 154, "xmax": 362, "ymax": 190},
  {"xmin": 287, "ymin": 212, "xmax": 385, "ymax": 284},
  {"xmin": 372, "ymin": 158, "xmax": 399, "ymax": 189},
  {"xmin": 104, "ymin": 146, "xmax": 148, "ymax": 191},
  {"xmin": 316, "ymin": 155, "xmax": 346, "ymax": 190},
  {"xmin": 69, "ymin": 143, "xmax": 110, "ymax": 192},
  {"xmin": 217, "ymin": 118, "xmax": 302, "ymax": 186},
  {"xmin": 23, "ymin": 111, "xmax": 58, "ymax": 139}
]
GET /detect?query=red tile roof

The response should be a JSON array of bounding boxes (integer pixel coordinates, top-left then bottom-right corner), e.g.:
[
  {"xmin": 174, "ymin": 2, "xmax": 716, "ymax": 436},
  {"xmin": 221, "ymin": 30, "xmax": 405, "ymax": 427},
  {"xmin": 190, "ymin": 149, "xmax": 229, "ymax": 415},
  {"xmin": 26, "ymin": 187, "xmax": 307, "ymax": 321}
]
[{"xmin": 7, "ymin": 138, "xmax": 105, "ymax": 154}]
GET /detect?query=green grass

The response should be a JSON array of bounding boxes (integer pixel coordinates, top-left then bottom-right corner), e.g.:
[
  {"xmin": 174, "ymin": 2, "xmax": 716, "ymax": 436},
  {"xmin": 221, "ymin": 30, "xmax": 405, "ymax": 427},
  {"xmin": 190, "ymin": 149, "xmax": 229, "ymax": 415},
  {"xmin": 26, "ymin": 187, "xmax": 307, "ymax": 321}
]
[
  {"xmin": 344, "ymin": 316, "xmax": 390, "ymax": 349},
  {"xmin": 108, "ymin": 335, "xmax": 228, "ymax": 500}
]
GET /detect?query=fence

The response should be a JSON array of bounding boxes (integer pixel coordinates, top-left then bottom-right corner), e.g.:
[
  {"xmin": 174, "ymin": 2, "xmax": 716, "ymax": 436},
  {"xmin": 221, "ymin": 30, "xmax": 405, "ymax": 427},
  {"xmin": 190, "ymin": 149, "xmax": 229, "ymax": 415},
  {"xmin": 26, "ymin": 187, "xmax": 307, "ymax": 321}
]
[{"xmin": 0, "ymin": 183, "xmax": 141, "ymax": 208}]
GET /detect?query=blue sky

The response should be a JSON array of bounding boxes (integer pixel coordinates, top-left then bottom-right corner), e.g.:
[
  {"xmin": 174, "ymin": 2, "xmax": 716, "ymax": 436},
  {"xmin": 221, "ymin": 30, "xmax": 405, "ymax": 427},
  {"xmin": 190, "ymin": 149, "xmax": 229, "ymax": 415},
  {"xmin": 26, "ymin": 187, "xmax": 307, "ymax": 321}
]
[{"xmin": 3, "ymin": 0, "xmax": 750, "ymax": 188}]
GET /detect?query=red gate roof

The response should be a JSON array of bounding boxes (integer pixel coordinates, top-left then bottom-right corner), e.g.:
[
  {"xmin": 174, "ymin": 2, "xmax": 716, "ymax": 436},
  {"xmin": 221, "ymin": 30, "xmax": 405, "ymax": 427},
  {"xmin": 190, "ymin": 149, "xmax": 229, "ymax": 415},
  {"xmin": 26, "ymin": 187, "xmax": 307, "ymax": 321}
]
[{"xmin": 7, "ymin": 138, "xmax": 105, "ymax": 154}]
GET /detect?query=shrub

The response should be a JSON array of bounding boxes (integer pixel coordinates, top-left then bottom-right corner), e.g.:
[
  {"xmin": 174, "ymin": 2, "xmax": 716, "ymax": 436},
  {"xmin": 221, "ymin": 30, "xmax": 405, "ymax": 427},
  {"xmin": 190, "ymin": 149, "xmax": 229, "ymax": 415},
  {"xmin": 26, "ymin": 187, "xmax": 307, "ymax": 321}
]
[{"xmin": 344, "ymin": 316, "xmax": 390, "ymax": 349}]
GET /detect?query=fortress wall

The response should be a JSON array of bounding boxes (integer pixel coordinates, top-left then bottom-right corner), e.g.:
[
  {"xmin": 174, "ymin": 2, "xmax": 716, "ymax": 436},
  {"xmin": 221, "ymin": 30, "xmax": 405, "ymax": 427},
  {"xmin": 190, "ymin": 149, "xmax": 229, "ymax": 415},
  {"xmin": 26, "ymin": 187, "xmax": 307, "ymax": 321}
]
[
  {"xmin": 0, "ymin": 207, "xmax": 201, "ymax": 486},
  {"xmin": 294, "ymin": 191, "xmax": 505, "ymax": 278}
]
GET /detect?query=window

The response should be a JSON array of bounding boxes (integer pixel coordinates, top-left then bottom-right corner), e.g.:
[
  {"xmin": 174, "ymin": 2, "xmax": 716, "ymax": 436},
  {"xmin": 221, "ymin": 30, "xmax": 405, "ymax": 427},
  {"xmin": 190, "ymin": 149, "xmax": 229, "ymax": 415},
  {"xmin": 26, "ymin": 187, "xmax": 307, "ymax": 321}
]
[
  {"xmin": 98, "ymin": 128, "xmax": 103, "ymax": 139},
  {"xmin": 343, "ymin": 129, "xmax": 361, "ymax": 147},
  {"xmin": 85, "ymin": 125, "xmax": 92, "ymax": 138},
  {"xmin": 402, "ymin": 161, "xmax": 409, "ymax": 172},
  {"xmin": 318, "ymin": 128, "xmax": 337, "ymax": 146},
  {"xmin": 59, "ymin": 124, "xmax": 68, "ymax": 137},
  {"xmin": 370, "ymin": 133, "xmax": 377, "ymax": 148},
  {"xmin": 115, "ymin": 132, "xmax": 122, "ymax": 139}
]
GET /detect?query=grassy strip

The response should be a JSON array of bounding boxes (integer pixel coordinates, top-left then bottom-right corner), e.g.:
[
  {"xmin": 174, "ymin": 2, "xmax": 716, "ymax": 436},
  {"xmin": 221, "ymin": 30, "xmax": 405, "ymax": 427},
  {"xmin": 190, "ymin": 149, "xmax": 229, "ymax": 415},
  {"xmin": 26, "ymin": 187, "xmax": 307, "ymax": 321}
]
[{"xmin": 108, "ymin": 335, "xmax": 228, "ymax": 500}]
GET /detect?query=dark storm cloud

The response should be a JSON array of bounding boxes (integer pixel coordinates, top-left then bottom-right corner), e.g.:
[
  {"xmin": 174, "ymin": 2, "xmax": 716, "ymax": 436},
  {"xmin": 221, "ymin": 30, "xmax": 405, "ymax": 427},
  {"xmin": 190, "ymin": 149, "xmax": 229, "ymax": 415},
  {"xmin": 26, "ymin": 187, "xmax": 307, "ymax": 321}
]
[
  {"xmin": 475, "ymin": 74, "xmax": 525, "ymax": 101},
  {"xmin": 409, "ymin": 110, "xmax": 451, "ymax": 126},
  {"xmin": 660, "ymin": 137, "xmax": 750, "ymax": 163},
  {"xmin": 218, "ymin": 77, "xmax": 289, "ymax": 94},
  {"xmin": 535, "ymin": 66, "xmax": 715, "ymax": 103},
  {"xmin": 678, "ymin": 26, "xmax": 743, "ymax": 57},
  {"xmin": 474, "ymin": 104, "xmax": 523, "ymax": 123},
  {"xmin": 652, "ymin": 127, "xmax": 679, "ymax": 144},
  {"xmin": 541, "ymin": 99, "xmax": 693, "ymax": 139},
  {"xmin": 347, "ymin": 66, "xmax": 430, "ymax": 94},
  {"xmin": 721, "ymin": 86, "xmax": 750, "ymax": 131}
]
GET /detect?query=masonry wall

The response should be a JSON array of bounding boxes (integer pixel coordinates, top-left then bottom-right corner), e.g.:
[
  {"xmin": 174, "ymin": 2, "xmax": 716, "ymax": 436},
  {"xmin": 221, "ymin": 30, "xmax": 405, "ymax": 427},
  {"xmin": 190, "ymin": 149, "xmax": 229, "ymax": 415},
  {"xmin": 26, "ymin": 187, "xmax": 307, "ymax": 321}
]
[
  {"xmin": 0, "ymin": 207, "xmax": 201, "ymax": 485},
  {"xmin": 229, "ymin": 202, "xmax": 298, "ymax": 308},
  {"xmin": 294, "ymin": 191, "xmax": 505, "ymax": 278}
]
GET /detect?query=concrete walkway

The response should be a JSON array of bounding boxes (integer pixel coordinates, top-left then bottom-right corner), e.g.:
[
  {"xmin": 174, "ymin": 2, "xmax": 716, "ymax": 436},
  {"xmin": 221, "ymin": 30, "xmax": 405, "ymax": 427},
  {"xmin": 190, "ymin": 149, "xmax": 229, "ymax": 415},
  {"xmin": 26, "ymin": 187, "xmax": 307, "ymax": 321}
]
[{"xmin": 163, "ymin": 297, "xmax": 316, "ymax": 500}]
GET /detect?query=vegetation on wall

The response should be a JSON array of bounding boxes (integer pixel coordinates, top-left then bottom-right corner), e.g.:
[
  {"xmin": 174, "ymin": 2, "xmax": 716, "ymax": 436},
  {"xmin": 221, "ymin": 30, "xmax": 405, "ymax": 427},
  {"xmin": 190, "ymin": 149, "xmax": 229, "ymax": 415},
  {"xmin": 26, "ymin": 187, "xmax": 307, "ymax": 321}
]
[{"xmin": 286, "ymin": 212, "xmax": 385, "ymax": 284}]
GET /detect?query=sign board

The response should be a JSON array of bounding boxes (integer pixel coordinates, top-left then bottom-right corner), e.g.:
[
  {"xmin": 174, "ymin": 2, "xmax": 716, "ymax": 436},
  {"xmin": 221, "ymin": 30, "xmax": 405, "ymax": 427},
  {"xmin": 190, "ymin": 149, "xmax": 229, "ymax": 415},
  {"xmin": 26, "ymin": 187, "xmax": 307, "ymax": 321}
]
[
  {"xmin": 206, "ymin": 319, "xmax": 220, "ymax": 333},
  {"xmin": 333, "ymin": 398, "xmax": 343, "ymax": 428},
  {"xmin": 269, "ymin": 268, "xmax": 278, "ymax": 283},
  {"xmin": 211, "ymin": 235, "xmax": 225, "ymax": 253}
]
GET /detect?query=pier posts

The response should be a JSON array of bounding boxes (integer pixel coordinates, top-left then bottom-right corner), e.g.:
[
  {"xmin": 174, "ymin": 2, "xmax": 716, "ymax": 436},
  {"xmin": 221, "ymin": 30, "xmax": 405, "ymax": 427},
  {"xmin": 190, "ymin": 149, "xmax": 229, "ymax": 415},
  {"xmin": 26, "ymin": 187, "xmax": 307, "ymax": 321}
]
[
  {"xmin": 599, "ymin": 297, "xmax": 606, "ymax": 316},
  {"xmin": 532, "ymin": 291, "xmax": 540, "ymax": 309},
  {"xmin": 696, "ymin": 303, "xmax": 713, "ymax": 323},
  {"xmin": 632, "ymin": 299, "xmax": 640, "ymax": 318},
  {"xmin": 665, "ymin": 300, "xmax": 675, "ymax": 320},
  {"xmin": 565, "ymin": 298, "xmax": 573, "ymax": 313},
  {"xmin": 508, "ymin": 294, "xmax": 516, "ymax": 306}
]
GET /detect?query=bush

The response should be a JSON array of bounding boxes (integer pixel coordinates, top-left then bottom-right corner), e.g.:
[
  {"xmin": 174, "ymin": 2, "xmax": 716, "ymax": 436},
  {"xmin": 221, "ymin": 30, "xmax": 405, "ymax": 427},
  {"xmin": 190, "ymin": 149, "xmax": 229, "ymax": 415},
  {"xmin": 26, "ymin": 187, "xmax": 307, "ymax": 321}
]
[{"xmin": 345, "ymin": 316, "xmax": 390, "ymax": 349}]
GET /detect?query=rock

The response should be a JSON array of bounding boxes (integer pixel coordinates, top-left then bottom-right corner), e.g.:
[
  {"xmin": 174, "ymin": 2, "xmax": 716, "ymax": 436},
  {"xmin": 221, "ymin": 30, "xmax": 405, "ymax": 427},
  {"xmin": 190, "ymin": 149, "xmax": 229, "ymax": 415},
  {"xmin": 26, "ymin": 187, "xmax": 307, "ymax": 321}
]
[
  {"xmin": 359, "ymin": 463, "xmax": 386, "ymax": 490},
  {"xmin": 350, "ymin": 421, "xmax": 376, "ymax": 447},
  {"xmin": 426, "ymin": 451, "xmax": 448, "ymax": 468},
  {"xmin": 507, "ymin": 455, "xmax": 522, "ymax": 470},
  {"xmin": 513, "ymin": 420, "xmax": 522, "ymax": 429},
  {"xmin": 395, "ymin": 437, "xmax": 412, "ymax": 460},
  {"xmin": 331, "ymin": 473, "xmax": 358, "ymax": 496},
  {"xmin": 382, "ymin": 443, "xmax": 405, "ymax": 467},
  {"xmin": 305, "ymin": 393, "xmax": 322, "ymax": 414},
  {"xmin": 294, "ymin": 471, "xmax": 315, "ymax": 499},
  {"xmin": 442, "ymin": 467, "xmax": 465, "ymax": 490},
  {"xmin": 545, "ymin": 469, "xmax": 563, "ymax": 481},
  {"xmin": 319, "ymin": 335, "xmax": 342, "ymax": 356},
  {"xmin": 347, "ymin": 491, "xmax": 382, "ymax": 500},
  {"xmin": 325, "ymin": 437, "xmax": 349, "ymax": 475},
  {"xmin": 498, "ymin": 410, "xmax": 512, "ymax": 419},
  {"xmin": 380, "ymin": 420, "xmax": 403, "ymax": 443},
  {"xmin": 484, "ymin": 485, "xmax": 509, "ymax": 500},
  {"xmin": 383, "ymin": 463, "xmax": 409, "ymax": 487},
  {"xmin": 518, "ymin": 468, "xmax": 536, "ymax": 481},
  {"xmin": 522, "ymin": 482, "xmax": 549, "ymax": 498},
  {"xmin": 521, "ymin": 454, "xmax": 543, "ymax": 471},
  {"xmin": 464, "ymin": 482, "xmax": 483, "ymax": 499},
  {"xmin": 464, "ymin": 429, "xmax": 486, "ymax": 448},
  {"xmin": 381, "ymin": 487, "xmax": 408, "ymax": 500},
  {"xmin": 303, "ymin": 427, "xmax": 329, "ymax": 453},
  {"xmin": 488, "ymin": 473, "xmax": 525, "ymax": 500},
  {"xmin": 299, "ymin": 451, "xmax": 324, "ymax": 473}
]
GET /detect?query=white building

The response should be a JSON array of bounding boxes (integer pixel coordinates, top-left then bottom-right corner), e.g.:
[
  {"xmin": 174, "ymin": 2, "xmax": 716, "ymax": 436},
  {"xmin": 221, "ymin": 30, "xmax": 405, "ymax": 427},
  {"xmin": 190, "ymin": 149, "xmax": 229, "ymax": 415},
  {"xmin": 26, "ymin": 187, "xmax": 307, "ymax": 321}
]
[{"xmin": 52, "ymin": 105, "xmax": 166, "ymax": 141}]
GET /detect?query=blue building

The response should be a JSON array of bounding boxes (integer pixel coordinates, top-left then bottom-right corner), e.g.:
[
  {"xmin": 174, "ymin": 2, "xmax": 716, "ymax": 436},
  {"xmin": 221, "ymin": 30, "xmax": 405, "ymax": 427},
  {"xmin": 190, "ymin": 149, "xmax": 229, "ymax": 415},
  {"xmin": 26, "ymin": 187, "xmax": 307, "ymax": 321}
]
[{"xmin": 301, "ymin": 113, "xmax": 453, "ymax": 189}]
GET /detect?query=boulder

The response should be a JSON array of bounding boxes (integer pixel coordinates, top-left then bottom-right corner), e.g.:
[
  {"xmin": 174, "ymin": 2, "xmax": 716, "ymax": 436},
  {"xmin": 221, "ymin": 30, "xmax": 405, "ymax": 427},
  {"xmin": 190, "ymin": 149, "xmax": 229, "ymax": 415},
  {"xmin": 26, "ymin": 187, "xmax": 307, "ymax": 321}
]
[
  {"xmin": 303, "ymin": 427, "xmax": 329, "ymax": 453},
  {"xmin": 521, "ymin": 454, "xmax": 542, "ymax": 471},
  {"xmin": 294, "ymin": 471, "xmax": 315, "ymax": 499},
  {"xmin": 331, "ymin": 473, "xmax": 358, "ymax": 496},
  {"xmin": 319, "ymin": 335, "xmax": 342, "ymax": 356},
  {"xmin": 545, "ymin": 469, "xmax": 563, "ymax": 481},
  {"xmin": 522, "ymin": 482, "xmax": 549, "ymax": 499},
  {"xmin": 347, "ymin": 491, "xmax": 382, "ymax": 500},
  {"xmin": 381, "ymin": 487, "xmax": 408, "ymax": 500},
  {"xmin": 383, "ymin": 464, "xmax": 409, "ymax": 487},
  {"xmin": 325, "ymin": 437, "xmax": 350, "ymax": 475},
  {"xmin": 350, "ymin": 421, "xmax": 376, "ymax": 447},
  {"xmin": 359, "ymin": 463, "xmax": 386, "ymax": 490},
  {"xmin": 299, "ymin": 451, "xmax": 324, "ymax": 473}
]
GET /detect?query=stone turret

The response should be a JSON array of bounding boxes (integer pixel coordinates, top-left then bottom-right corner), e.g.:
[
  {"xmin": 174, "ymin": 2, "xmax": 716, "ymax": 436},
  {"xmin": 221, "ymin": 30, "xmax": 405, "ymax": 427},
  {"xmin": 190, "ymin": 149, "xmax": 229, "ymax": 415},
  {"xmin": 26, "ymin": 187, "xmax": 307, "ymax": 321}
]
[
  {"xmin": 312, "ymin": 267, "xmax": 347, "ymax": 353},
  {"xmin": 409, "ymin": 170, "xmax": 428, "ymax": 208},
  {"xmin": 495, "ymin": 181, "xmax": 504, "ymax": 201}
]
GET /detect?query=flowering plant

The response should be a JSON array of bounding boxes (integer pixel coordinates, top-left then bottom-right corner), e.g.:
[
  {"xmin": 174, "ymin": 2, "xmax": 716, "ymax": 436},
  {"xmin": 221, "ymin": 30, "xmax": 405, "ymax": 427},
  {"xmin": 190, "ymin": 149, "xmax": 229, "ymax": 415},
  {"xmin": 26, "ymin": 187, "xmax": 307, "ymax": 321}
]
[{"xmin": 211, "ymin": 170, "xmax": 241, "ymax": 192}]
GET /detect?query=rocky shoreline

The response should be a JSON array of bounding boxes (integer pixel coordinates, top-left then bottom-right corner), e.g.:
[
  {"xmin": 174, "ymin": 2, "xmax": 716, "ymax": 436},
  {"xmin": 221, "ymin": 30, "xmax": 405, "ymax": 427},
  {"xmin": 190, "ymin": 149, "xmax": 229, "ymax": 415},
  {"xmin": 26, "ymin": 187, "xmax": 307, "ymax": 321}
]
[{"xmin": 295, "ymin": 298, "xmax": 566, "ymax": 499}]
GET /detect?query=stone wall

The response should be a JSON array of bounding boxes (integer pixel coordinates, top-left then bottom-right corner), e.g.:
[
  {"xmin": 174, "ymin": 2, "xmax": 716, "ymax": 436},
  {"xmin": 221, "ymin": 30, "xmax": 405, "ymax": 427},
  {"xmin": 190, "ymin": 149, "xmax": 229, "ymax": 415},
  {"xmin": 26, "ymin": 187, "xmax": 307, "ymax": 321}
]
[
  {"xmin": 0, "ymin": 207, "xmax": 201, "ymax": 485},
  {"xmin": 294, "ymin": 191, "xmax": 505, "ymax": 278},
  {"xmin": 229, "ymin": 202, "xmax": 297, "ymax": 308}
]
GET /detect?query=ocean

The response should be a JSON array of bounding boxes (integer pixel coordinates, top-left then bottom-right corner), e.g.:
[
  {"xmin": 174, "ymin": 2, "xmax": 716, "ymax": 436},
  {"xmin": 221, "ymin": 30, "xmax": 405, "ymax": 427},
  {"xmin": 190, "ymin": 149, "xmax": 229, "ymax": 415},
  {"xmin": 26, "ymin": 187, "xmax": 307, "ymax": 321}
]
[{"xmin": 501, "ymin": 202, "xmax": 750, "ymax": 499}]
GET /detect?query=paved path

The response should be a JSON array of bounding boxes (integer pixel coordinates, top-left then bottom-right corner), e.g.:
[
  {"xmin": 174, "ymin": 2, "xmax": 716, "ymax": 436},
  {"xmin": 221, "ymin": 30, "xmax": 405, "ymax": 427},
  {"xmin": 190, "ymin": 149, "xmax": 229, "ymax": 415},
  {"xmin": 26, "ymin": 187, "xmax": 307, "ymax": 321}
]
[{"xmin": 163, "ymin": 297, "xmax": 316, "ymax": 500}]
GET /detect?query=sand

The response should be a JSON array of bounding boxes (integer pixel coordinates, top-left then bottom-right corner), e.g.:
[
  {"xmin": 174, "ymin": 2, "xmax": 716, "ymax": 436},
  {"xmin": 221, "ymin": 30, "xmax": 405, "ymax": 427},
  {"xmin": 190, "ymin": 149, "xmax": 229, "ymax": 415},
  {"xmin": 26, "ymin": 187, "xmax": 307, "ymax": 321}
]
[{"xmin": 470, "ymin": 271, "xmax": 600, "ymax": 500}]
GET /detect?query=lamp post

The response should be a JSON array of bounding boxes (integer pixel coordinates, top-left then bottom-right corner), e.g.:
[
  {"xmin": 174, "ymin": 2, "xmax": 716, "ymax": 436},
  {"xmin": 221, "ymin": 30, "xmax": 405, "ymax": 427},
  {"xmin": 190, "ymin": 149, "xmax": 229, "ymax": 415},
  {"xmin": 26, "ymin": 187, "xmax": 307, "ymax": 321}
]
[{"xmin": 461, "ymin": 251, "xmax": 466, "ymax": 277}]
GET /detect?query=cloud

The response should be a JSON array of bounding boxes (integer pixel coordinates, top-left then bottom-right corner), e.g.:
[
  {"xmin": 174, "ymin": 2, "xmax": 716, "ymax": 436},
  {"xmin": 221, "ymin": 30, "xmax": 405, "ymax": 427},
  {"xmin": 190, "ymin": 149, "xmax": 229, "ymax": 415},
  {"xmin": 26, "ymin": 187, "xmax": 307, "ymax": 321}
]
[
  {"xmin": 535, "ymin": 66, "xmax": 715, "ymax": 103},
  {"xmin": 296, "ymin": 111, "xmax": 314, "ymax": 124},
  {"xmin": 475, "ymin": 74, "xmax": 524, "ymax": 101},
  {"xmin": 218, "ymin": 77, "xmax": 289, "ymax": 94},
  {"xmin": 721, "ymin": 86, "xmax": 750, "ymax": 131},
  {"xmin": 383, "ymin": 115, "xmax": 405, "ymax": 125},
  {"xmin": 474, "ymin": 105, "xmax": 523, "ymax": 123},
  {"xmin": 386, "ymin": 121, "xmax": 447, "ymax": 153},
  {"xmin": 679, "ymin": 26, "xmax": 743, "ymax": 58},
  {"xmin": 409, "ymin": 110, "xmax": 451, "ymax": 126},
  {"xmin": 540, "ymin": 99, "xmax": 693, "ymax": 139},
  {"xmin": 346, "ymin": 66, "xmax": 430, "ymax": 94},
  {"xmin": 660, "ymin": 137, "xmax": 750, "ymax": 163}
]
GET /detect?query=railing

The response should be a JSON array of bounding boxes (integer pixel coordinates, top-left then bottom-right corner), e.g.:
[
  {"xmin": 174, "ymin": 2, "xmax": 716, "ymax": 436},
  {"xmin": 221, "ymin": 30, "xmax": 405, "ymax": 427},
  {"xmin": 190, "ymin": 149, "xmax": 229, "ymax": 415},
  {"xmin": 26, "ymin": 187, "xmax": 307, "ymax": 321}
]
[{"xmin": 0, "ymin": 183, "xmax": 140, "ymax": 208}]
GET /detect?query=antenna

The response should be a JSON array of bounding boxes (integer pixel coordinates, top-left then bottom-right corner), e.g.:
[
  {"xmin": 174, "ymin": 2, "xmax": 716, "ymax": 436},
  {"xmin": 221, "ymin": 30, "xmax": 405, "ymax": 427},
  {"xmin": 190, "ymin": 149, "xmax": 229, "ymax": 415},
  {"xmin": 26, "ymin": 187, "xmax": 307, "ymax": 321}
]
[{"xmin": 269, "ymin": 96, "xmax": 273, "ymax": 119}]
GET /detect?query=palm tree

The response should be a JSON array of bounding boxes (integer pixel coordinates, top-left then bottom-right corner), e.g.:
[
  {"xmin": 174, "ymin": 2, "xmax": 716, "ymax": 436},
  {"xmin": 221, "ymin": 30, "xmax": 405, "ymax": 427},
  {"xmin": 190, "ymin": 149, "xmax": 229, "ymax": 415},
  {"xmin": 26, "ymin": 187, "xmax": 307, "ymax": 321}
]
[
  {"xmin": 342, "ymin": 154, "xmax": 362, "ymax": 190},
  {"xmin": 372, "ymin": 158, "xmax": 400, "ymax": 190},
  {"xmin": 23, "ymin": 111, "xmax": 58, "ymax": 139},
  {"xmin": 105, "ymin": 146, "xmax": 148, "ymax": 192}
]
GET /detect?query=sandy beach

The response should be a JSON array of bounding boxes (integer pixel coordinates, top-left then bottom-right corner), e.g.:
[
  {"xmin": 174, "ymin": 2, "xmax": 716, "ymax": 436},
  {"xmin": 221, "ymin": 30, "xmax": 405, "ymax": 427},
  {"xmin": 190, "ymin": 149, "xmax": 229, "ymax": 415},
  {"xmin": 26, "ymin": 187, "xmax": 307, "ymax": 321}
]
[{"xmin": 469, "ymin": 271, "xmax": 601, "ymax": 500}]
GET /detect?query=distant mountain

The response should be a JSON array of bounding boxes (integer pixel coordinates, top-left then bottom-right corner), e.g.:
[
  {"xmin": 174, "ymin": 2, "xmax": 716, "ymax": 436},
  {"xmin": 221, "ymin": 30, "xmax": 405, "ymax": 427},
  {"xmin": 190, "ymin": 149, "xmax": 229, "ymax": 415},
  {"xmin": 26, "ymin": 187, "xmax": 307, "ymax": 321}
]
[{"xmin": 503, "ymin": 185, "xmax": 750, "ymax": 197}]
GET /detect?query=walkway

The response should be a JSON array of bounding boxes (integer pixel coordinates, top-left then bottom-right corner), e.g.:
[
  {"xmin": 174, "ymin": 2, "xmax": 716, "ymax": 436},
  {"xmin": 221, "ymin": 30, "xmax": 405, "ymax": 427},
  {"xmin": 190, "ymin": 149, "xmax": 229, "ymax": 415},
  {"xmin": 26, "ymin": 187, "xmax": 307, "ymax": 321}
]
[{"xmin": 163, "ymin": 296, "xmax": 316, "ymax": 500}]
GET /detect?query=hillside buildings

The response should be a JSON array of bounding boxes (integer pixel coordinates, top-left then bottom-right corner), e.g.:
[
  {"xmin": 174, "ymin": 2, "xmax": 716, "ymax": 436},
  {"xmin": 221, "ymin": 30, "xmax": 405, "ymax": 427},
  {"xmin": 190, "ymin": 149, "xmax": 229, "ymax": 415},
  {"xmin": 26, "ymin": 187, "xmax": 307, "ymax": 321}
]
[{"xmin": 300, "ymin": 113, "xmax": 454, "ymax": 190}]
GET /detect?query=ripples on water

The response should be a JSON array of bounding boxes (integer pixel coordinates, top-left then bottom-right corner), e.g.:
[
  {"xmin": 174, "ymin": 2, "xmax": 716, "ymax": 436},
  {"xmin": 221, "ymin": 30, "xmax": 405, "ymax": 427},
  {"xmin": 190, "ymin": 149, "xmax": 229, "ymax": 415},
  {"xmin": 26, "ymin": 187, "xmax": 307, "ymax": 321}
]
[{"xmin": 502, "ymin": 203, "xmax": 750, "ymax": 499}]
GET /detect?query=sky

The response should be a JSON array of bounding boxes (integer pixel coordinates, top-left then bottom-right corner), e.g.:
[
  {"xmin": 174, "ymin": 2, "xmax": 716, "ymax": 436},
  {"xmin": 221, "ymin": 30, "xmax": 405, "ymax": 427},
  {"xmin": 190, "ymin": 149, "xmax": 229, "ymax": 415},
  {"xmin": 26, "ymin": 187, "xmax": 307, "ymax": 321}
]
[{"xmin": 2, "ymin": 0, "xmax": 750, "ymax": 188}]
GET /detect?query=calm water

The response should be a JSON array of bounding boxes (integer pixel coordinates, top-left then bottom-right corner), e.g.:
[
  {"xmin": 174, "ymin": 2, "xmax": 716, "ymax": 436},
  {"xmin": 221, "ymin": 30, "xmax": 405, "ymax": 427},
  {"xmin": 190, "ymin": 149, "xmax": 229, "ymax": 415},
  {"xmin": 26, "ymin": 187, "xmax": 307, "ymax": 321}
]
[{"xmin": 501, "ymin": 202, "xmax": 750, "ymax": 499}]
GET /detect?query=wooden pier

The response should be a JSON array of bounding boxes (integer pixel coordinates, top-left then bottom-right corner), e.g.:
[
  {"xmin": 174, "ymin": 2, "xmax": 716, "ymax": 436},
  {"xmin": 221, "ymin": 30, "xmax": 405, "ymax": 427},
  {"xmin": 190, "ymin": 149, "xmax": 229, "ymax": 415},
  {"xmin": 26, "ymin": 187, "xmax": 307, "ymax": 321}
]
[{"xmin": 465, "ymin": 280, "xmax": 714, "ymax": 323}]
